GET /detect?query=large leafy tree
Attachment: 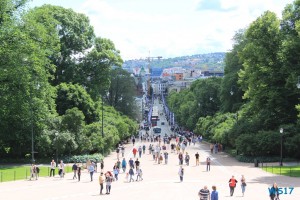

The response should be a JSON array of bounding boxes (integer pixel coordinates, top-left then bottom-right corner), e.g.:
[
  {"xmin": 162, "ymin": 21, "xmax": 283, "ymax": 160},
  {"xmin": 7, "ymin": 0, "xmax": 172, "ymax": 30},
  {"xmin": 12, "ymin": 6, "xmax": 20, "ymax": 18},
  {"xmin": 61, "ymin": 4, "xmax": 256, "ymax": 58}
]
[
  {"xmin": 28, "ymin": 4, "xmax": 95, "ymax": 85},
  {"xmin": 77, "ymin": 38, "xmax": 123, "ymax": 100},
  {"xmin": 0, "ymin": 0, "xmax": 58, "ymax": 158},
  {"xmin": 239, "ymin": 11, "xmax": 285, "ymax": 128},
  {"xmin": 106, "ymin": 68, "xmax": 137, "ymax": 119}
]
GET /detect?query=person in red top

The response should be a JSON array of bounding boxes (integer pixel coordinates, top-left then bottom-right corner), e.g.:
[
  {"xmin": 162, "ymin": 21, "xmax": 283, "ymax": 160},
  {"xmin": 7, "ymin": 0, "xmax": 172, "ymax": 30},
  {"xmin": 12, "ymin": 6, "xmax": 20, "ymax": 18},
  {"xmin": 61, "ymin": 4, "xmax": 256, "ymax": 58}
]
[
  {"xmin": 132, "ymin": 147, "xmax": 137, "ymax": 158},
  {"xmin": 228, "ymin": 175, "xmax": 238, "ymax": 196}
]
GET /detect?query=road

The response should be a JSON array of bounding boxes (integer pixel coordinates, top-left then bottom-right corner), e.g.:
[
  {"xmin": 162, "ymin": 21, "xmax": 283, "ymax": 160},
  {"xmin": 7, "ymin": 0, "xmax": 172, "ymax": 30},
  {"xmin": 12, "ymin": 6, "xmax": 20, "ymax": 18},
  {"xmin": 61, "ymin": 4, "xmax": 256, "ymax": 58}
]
[{"xmin": 1, "ymin": 99, "xmax": 299, "ymax": 200}]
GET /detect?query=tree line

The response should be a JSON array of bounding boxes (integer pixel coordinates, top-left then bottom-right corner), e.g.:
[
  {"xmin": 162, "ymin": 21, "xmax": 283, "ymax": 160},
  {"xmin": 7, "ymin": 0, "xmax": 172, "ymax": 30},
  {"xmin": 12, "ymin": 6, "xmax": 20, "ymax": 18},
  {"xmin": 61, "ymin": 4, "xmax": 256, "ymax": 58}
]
[
  {"xmin": 167, "ymin": 0, "xmax": 300, "ymax": 160},
  {"xmin": 0, "ymin": 1, "xmax": 138, "ymax": 160}
]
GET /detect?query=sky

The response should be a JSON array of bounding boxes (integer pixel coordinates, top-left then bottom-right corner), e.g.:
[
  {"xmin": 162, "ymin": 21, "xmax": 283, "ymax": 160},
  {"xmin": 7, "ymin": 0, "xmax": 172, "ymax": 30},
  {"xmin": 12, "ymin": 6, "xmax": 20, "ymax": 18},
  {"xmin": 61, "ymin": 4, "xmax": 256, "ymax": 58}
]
[{"xmin": 29, "ymin": 0, "xmax": 294, "ymax": 60}]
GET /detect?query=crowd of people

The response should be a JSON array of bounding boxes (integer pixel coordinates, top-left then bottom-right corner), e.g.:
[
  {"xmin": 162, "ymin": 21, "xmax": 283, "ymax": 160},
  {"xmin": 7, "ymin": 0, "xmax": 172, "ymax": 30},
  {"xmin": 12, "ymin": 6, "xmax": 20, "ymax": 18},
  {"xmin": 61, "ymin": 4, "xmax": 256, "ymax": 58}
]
[{"xmin": 29, "ymin": 122, "xmax": 281, "ymax": 200}]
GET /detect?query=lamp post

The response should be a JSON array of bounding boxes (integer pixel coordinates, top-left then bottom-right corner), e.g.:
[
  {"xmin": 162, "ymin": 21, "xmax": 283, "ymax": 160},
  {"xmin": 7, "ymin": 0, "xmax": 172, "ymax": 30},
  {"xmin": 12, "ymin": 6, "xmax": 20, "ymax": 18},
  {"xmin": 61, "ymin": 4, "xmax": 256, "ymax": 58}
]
[
  {"xmin": 55, "ymin": 132, "xmax": 58, "ymax": 167},
  {"xmin": 101, "ymin": 95, "xmax": 105, "ymax": 156},
  {"xmin": 297, "ymin": 76, "xmax": 300, "ymax": 89},
  {"xmin": 280, "ymin": 128, "xmax": 283, "ymax": 166}
]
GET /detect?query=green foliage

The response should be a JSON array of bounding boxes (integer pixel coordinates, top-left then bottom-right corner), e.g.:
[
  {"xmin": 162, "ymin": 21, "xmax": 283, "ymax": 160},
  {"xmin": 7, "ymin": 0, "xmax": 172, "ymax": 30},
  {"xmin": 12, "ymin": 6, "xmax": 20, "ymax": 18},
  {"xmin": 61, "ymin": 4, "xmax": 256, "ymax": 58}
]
[
  {"xmin": 56, "ymin": 83, "xmax": 97, "ymax": 124},
  {"xmin": 62, "ymin": 153, "xmax": 103, "ymax": 164}
]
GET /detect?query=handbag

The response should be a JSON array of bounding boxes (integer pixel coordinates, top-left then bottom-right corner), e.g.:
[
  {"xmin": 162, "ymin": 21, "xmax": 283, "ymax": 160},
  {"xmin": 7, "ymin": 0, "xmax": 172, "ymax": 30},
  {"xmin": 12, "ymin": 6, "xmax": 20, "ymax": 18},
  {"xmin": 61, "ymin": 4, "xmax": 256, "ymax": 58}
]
[{"xmin": 242, "ymin": 182, "xmax": 247, "ymax": 186}]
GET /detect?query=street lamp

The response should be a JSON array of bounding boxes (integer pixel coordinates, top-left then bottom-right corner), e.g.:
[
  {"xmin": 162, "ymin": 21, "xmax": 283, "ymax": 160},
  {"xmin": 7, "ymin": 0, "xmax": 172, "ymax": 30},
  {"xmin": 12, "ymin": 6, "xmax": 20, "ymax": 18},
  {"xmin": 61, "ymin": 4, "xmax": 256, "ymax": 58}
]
[
  {"xmin": 297, "ymin": 76, "xmax": 300, "ymax": 89},
  {"xmin": 230, "ymin": 85, "xmax": 237, "ymax": 96},
  {"xmin": 279, "ymin": 128, "xmax": 283, "ymax": 166},
  {"xmin": 55, "ymin": 132, "xmax": 59, "ymax": 167}
]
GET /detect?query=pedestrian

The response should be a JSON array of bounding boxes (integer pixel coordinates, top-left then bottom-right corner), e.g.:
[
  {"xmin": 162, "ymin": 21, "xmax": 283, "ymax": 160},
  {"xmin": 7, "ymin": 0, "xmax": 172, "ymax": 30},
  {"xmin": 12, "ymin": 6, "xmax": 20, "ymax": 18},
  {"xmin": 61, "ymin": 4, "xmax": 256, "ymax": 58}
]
[
  {"xmin": 116, "ymin": 159, "xmax": 121, "ymax": 169},
  {"xmin": 228, "ymin": 175, "xmax": 238, "ymax": 196},
  {"xmin": 210, "ymin": 144, "xmax": 213, "ymax": 154},
  {"xmin": 129, "ymin": 158, "xmax": 134, "ymax": 169},
  {"xmin": 164, "ymin": 151, "xmax": 169, "ymax": 164},
  {"xmin": 178, "ymin": 166, "xmax": 184, "ymax": 182},
  {"xmin": 178, "ymin": 152, "xmax": 183, "ymax": 165},
  {"xmin": 113, "ymin": 167, "xmax": 119, "ymax": 181},
  {"xmin": 132, "ymin": 147, "xmax": 137, "ymax": 158},
  {"xmin": 214, "ymin": 143, "xmax": 218, "ymax": 154},
  {"xmin": 99, "ymin": 172, "xmax": 104, "ymax": 195},
  {"xmin": 135, "ymin": 158, "xmax": 140, "ymax": 170},
  {"xmin": 105, "ymin": 172, "xmax": 113, "ymax": 194},
  {"xmin": 121, "ymin": 146, "xmax": 125, "ymax": 157},
  {"xmin": 50, "ymin": 159, "xmax": 56, "ymax": 177},
  {"xmin": 89, "ymin": 163, "xmax": 95, "ymax": 181},
  {"xmin": 195, "ymin": 152, "xmax": 200, "ymax": 166},
  {"xmin": 121, "ymin": 158, "xmax": 127, "ymax": 173},
  {"xmin": 59, "ymin": 160, "xmax": 65, "ymax": 178},
  {"xmin": 116, "ymin": 147, "xmax": 120, "ymax": 160},
  {"xmin": 136, "ymin": 167, "xmax": 143, "ymax": 181},
  {"xmin": 100, "ymin": 160, "xmax": 104, "ymax": 172},
  {"xmin": 72, "ymin": 163, "xmax": 78, "ymax": 179},
  {"xmin": 77, "ymin": 165, "xmax": 81, "ymax": 181},
  {"xmin": 198, "ymin": 185, "xmax": 210, "ymax": 200},
  {"xmin": 158, "ymin": 153, "xmax": 163, "ymax": 164},
  {"xmin": 129, "ymin": 167, "xmax": 135, "ymax": 182},
  {"xmin": 138, "ymin": 146, "xmax": 142, "ymax": 158},
  {"xmin": 185, "ymin": 152, "xmax": 190, "ymax": 166},
  {"xmin": 132, "ymin": 137, "xmax": 135, "ymax": 146},
  {"xmin": 206, "ymin": 157, "xmax": 211, "ymax": 171},
  {"xmin": 241, "ymin": 175, "xmax": 246, "ymax": 196},
  {"xmin": 211, "ymin": 185, "xmax": 218, "ymax": 200},
  {"xmin": 29, "ymin": 164, "xmax": 36, "ymax": 180},
  {"xmin": 142, "ymin": 144, "xmax": 146, "ymax": 154},
  {"xmin": 269, "ymin": 182, "xmax": 280, "ymax": 200}
]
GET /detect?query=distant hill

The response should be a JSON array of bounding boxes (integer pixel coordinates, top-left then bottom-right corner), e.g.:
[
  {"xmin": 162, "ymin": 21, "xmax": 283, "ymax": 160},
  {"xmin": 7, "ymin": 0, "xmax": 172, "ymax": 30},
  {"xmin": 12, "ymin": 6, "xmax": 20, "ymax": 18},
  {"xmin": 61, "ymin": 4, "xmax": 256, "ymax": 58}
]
[{"xmin": 122, "ymin": 52, "xmax": 226, "ymax": 72}]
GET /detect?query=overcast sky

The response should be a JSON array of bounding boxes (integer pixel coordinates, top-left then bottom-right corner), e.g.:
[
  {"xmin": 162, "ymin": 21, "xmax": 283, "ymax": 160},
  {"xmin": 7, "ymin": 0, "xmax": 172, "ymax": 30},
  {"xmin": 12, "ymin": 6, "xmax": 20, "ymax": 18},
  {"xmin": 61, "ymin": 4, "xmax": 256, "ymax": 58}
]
[{"xmin": 30, "ymin": 0, "xmax": 294, "ymax": 60}]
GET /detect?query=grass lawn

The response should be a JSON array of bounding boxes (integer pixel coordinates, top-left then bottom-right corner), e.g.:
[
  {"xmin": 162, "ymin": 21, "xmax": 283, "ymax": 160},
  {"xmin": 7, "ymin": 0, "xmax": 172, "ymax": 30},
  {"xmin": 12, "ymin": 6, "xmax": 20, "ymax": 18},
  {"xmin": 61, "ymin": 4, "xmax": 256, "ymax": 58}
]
[
  {"xmin": 262, "ymin": 166, "xmax": 300, "ymax": 177},
  {"xmin": 0, "ymin": 165, "xmax": 72, "ymax": 182}
]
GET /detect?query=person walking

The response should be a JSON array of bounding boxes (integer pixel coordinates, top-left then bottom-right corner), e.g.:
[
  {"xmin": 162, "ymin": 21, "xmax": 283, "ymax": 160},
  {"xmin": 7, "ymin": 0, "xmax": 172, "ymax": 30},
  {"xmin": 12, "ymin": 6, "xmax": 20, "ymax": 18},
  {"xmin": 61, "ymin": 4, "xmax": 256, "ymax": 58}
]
[
  {"xmin": 138, "ymin": 146, "xmax": 142, "ymax": 158},
  {"xmin": 195, "ymin": 152, "xmax": 200, "ymax": 166},
  {"xmin": 135, "ymin": 158, "xmax": 140, "ymax": 170},
  {"xmin": 164, "ymin": 151, "xmax": 169, "ymax": 164},
  {"xmin": 113, "ymin": 167, "xmax": 119, "ymax": 181},
  {"xmin": 99, "ymin": 172, "xmax": 104, "ymax": 195},
  {"xmin": 185, "ymin": 152, "xmax": 190, "ymax": 166},
  {"xmin": 72, "ymin": 163, "xmax": 78, "ymax": 179},
  {"xmin": 211, "ymin": 185, "xmax": 218, "ymax": 200},
  {"xmin": 142, "ymin": 144, "xmax": 146, "ymax": 154},
  {"xmin": 240, "ymin": 175, "xmax": 246, "ymax": 196},
  {"xmin": 129, "ymin": 167, "xmax": 135, "ymax": 182},
  {"xmin": 121, "ymin": 146, "xmax": 125, "ymax": 157},
  {"xmin": 136, "ymin": 167, "xmax": 143, "ymax": 181},
  {"xmin": 50, "ymin": 159, "xmax": 56, "ymax": 177},
  {"xmin": 89, "ymin": 163, "xmax": 95, "ymax": 181},
  {"xmin": 59, "ymin": 160, "xmax": 65, "ymax": 178},
  {"xmin": 210, "ymin": 144, "xmax": 213, "ymax": 154},
  {"xmin": 206, "ymin": 157, "xmax": 211, "ymax": 171},
  {"xmin": 178, "ymin": 166, "xmax": 184, "ymax": 182},
  {"xmin": 29, "ymin": 164, "xmax": 36, "ymax": 181},
  {"xmin": 116, "ymin": 147, "xmax": 120, "ymax": 160},
  {"xmin": 132, "ymin": 147, "xmax": 137, "ymax": 158},
  {"xmin": 100, "ymin": 160, "xmax": 104, "ymax": 172},
  {"xmin": 198, "ymin": 185, "xmax": 210, "ymax": 200},
  {"xmin": 269, "ymin": 182, "xmax": 280, "ymax": 200},
  {"xmin": 178, "ymin": 152, "xmax": 183, "ymax": 165},
  {"xmin": 228, "ymin": 175, "xmax": 238, "ymax": 196},
  {"xmin": 77, "ymin": 165, "xmax": 81, "ymax": 182},
  {"xmin": 105, "ymin": 172, "xmax": 113, "ymax": 194},
  {"xmin": 121, "ymin": 158, "xmax": 127, "ymax": 173}
]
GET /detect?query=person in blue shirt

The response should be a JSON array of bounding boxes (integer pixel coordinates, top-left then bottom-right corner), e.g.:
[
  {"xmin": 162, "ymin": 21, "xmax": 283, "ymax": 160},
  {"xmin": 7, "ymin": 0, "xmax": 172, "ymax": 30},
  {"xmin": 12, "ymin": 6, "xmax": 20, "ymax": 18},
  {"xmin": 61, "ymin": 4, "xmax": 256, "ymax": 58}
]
[
  {"xmin": 211, "ymin": 185, "xmax": 218, "ymax": 200},
  {"xmin": 89, "ymin": 163, "xmax": 95, "ymax": 181}
]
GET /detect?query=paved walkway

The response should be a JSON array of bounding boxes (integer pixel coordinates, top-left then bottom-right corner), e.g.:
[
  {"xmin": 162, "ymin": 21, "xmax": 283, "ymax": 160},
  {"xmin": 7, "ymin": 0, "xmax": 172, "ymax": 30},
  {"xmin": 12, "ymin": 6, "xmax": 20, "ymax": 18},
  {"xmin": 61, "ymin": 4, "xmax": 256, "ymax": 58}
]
[{"xmin": 1, "ymin": 100, "xmax": 299, "ymax": 199}]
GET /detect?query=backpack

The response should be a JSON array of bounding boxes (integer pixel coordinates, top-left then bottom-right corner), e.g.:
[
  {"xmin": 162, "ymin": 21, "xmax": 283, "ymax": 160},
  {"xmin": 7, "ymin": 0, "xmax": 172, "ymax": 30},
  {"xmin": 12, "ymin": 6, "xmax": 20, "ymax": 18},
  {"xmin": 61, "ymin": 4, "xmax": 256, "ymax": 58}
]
[{"xmin": 36, "ymin": 167, "xmax": 40, "ymax": 173}]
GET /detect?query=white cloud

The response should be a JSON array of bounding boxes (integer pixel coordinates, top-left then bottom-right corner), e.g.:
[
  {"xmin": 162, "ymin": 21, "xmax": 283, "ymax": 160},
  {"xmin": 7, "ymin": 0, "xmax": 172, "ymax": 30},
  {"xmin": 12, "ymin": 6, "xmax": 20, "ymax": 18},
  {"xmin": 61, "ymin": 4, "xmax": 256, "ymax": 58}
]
[{"xmin": 30, "ymin": 0, "xmax": 295, "ymax": 60}]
